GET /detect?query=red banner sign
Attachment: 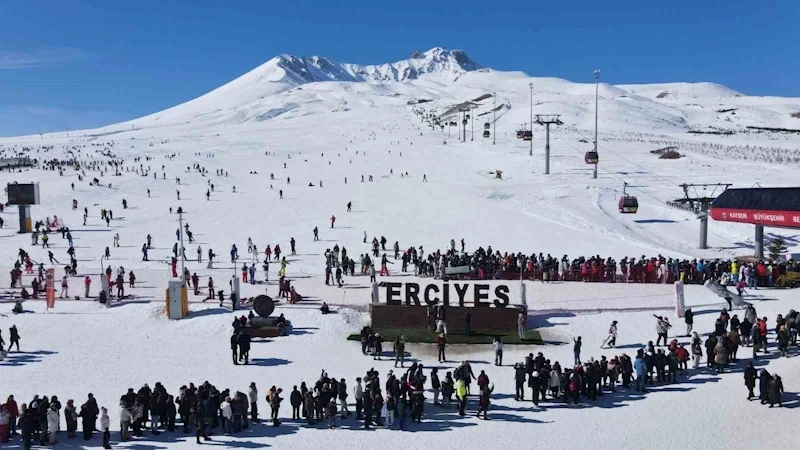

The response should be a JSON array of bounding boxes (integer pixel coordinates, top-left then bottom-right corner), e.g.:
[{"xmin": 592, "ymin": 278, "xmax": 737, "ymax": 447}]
[{"xmin": 710, "ymin": 208, "xmax": 800, "ymax": 228}]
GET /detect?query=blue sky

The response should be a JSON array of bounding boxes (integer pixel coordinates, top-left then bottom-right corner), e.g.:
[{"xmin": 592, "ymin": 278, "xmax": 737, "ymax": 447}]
[{"xmin": 0, "ymin": 0, "xmax": 796, "ymax": 136}]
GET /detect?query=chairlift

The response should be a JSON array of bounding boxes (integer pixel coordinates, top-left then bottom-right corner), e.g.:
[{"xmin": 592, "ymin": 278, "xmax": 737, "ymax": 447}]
[
  {"xmin": 618, "ymin": 182, "xmax": 639, "ymax": 214},
  {"xmin": 585, "ymin": 151, "xmax": 599, "ymax": 164},
  {"xmin": 483, "ymin": 130, "xmax": 491, "ymax": 138}
]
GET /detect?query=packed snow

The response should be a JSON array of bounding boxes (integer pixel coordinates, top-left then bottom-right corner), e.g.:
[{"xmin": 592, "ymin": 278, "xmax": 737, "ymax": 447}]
[{"xmin": 0, "ymin": 47, "xmax": 798, "ymax": 449}]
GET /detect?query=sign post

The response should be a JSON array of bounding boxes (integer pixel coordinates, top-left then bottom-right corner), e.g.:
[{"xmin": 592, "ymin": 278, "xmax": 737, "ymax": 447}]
[
  {"xmin": 674, "ymin": 281, "xmax": 685, "ymax": 318},
  {"xmin": 6, "ymin": 183, "xmax": 40, "ymax": 233}
]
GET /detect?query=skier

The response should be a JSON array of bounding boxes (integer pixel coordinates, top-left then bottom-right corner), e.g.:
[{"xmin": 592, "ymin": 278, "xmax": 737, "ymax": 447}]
[
  {"xmin": 330, "ymin": 215, "xmax": 336, "ymax": 228},
  {"xmin": 347, "ymin": 202, "xmax": 352, "ymax": 212},
  {"xmin": 313, "ymin": 227, "xmax": 319, "ymax": 241},
  {"xmin": 290, "ymin": 238, "xmax": 296, "ymax": 255}
]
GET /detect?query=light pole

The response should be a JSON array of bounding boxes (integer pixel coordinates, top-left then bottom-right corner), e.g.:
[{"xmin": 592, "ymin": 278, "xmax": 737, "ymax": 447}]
[
  {"xmin": 492, "ymin": 92, "xmax": 496, "ymax": 145},
  {"xmin": 593, "ymin": 69, "xmax": 600, "ymax": 179},
  {"xmin": 529, "ymin": 83, "xmax": 533, "ymax": 156},
  {"xmin": 471, "ymin": 106, "xmax": 474, "ymax": 141},
  {"xmin": 177, "ymin": 210, "xmax": 186, "ymax": 287}
]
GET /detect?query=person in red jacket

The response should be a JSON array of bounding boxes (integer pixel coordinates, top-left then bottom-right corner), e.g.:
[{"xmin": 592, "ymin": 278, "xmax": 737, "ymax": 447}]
[
  {"xmin": 330, "ymin": 215, "xmax": 336, "ymax": 228},
  {"xmin": 84, "ymin": 276, "xmax": 91, "ymax": 298},
  {"xmin": 758, "ymin": 318, "xmax": 768, "ymax": 352},
  {"xmin": 4, "ymin": 395, "xmax": 18, "ymax": 439},
  {"xmin": 436, "ymin": 334, "xmax": 446, "ymax": 363},
  {"xmin": 476, "ymin": 370, "xmax": 490, "ymax": 390},
  {"xmin": 675, "ymin": 344, "xmax": 689, "ymax": 372},
  {"xmin": 171, "ymin": 257, "xmax": 178, "ymax": 277}
]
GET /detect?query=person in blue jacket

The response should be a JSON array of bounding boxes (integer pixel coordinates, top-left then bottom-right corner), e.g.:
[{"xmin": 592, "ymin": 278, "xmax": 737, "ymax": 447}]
[{"xmin": 634, "ymin": 350, "xmax": 648, "ymax": 392}]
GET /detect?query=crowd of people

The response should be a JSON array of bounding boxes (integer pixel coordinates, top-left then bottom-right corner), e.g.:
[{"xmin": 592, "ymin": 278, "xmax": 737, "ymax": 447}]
[
  {"xmin": 3, "ymin": 300, "xmax": 792, "ymax": 447},
  {"xmin": 0, "ymin": 393, "xmax": 109, "ymax": 448},
  {"xmin": 404, "ymin": 244, "xmax": 798, "ymax": 286}
]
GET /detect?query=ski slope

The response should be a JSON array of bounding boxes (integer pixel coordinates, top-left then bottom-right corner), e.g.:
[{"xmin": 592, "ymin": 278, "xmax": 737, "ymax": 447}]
[{"xmin": 1, "ymin": 47, "xmax": 799, "ymax": 449}]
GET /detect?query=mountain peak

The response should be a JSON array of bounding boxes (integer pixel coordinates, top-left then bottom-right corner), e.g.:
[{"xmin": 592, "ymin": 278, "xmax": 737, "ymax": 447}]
[{"xmin": 263, "ymin": 47, "xmax": 481, "ymax": 86}]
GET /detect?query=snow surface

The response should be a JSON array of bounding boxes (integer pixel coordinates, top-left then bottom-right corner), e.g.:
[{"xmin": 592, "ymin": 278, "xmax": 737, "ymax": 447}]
[{"xmin": 1, "ymin": 47, "xmax": 799, "ymax": 449}]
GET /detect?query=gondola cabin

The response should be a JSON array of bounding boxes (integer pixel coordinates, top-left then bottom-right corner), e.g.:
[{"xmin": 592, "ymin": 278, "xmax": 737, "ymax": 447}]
[
  {"xmin": 522, "ymin": 130, "xmax": 532, "ymax": 141},
  {"xmin": 618, "ymin": 195, "xmax": 639, "ymax": 214},
  {"xmin": 516, "ymin": 129, "xmax": 525, "ymax": 139},
  {"xmin": 484, "ymin": 122, "xmax": 491, "ymax": 130},
  {"xmin": 483, "ymin": 130, "xmax": 490, "ymax": 138},
  {"xmin": 585, "ymin": 151, "xmax": 599, "ymax": 164}
]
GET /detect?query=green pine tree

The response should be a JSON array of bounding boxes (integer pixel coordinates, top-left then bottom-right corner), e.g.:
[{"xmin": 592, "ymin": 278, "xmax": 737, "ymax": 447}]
[{"xmin": 767, "ymin": 237, "xmax": 788, "ymax": 262}]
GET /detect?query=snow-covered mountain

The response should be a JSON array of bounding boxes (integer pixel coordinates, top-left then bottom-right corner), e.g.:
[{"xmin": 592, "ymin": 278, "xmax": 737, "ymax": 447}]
[
  {"xmin": 73, "ymin": 46, "xmax": 800, "ymax": 136},
  {"xmin": 273, "ymin": 47, "xmax": 481, "ymax": 84}
]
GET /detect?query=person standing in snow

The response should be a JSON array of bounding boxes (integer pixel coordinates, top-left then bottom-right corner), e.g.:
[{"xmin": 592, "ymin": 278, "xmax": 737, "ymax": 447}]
[
  {"xmin": 60, "ymin": 275, "xmax": 69, "ymax": 298},
  {"xmin": 690, "ymin": 332, "xmax": 703, "ymax": 368},
  {"xmin": 684, "ymin": 308, "xmax": 694, "ymax": 336},
  {"xmin": 493, "ymin": 337, "xmax": 503, "ymax": 366},
  {"xmin": 230, "ymin": 333, "xmax": 239, "ymax": 365},
  {"xmin": 744, "ymin": 361, "xmax": 757, "ymax": 400},
  {"xmin": 248, "ymin": 383, "xmax": 258, "ymax": 422},
  {"xmin": 573, "ymin": 336, "xmax": 582, "ymax": 365},
  {"xmin": 768, "ymin": 374, "xmax": 783, "ymax": 407},
  {"xmin": 437, "ymin": 333, "xmax": 447, "ymax": 363},
  {"xmin": 602, "ymin": 321, "xmax": 618, "ymax": 348},
  {"xmin": 84, "ymin": 276, "xmax": 91, "ymax": 298},
  {"xmin": 654, "ymin": 315, "xmax": 671, "ymax": 346}
]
